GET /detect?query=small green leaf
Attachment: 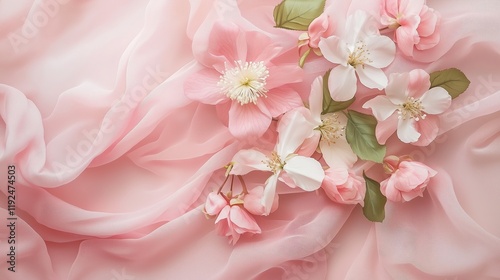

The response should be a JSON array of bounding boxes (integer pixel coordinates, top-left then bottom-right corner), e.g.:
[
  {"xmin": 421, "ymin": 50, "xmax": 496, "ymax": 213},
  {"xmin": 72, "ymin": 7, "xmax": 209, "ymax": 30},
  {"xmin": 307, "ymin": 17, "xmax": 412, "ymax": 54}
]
[
  {"xmin": 299, "ymin": 48, "xmax": 311, "ymax": 68},
  {"xmin": 273, "ymin": 0, "xmax": 326, "ymax": 31},
  {"xmin": 321, "ymin": 70, "xmax": 356, "ymax": 114},
  {"xmin": 362, "ymin": 171, "xmax": 386, "ymax": 222},
  {"xmin": 429, "ymin": 68, "xmax": 470, "ymax": 99},
  {"xmin": 345, "ymin": 110, "xmax": 386, "ymax": 163}
]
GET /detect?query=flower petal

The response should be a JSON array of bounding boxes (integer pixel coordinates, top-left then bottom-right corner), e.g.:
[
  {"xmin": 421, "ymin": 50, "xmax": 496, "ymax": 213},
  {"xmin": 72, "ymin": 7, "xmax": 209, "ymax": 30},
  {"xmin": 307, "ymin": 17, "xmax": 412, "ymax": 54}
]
[
  {"xmin": 407, "ymin": 69, "xmax": 431, "ymax": 98},
  {"xmin": 328, "ymin": 65, "xmax": 357, "ymax": 101},
  {"xmin": 283, "ymin": 156, "xmax": 325, "ymax": 191},
  {"xmin": 376, "ymin": 113, "xmax": 398, "ymax": 144},
  {"xmin": 320, "ymin": 138, "xmax": 358, "ymax": 169},
  {"xmin": 259, "ymin": 87, "xmax": 303, "ymax": 118},
  {"xmin": 205, "ymin": 21, "xmax": 246, "ymax": 71},
  {"xmin": 261, "ymin": 174, "xmax": 279, "ymax": 215},
  {"xmin": 345, "ymin": 11, "xmax": 379, "ymax": 44},
  {"xmin": 397, "ymin": 118, "xmax": 421, "ymax": 143},
  {"xmin": 420, "ymin": 87, "xmax": 451, "ymax": 114},
  {"xmin": 385, "ymin": 72, "xmax": 410, "ymax": 104},
  {"xmin": 363, "ymin": 95, "xmax": 398, "ymax": 121},
  {"xmin": 228, "ymin": 102, "xmax": 271, "ymax": 139},
  {"xmin": 229, "ymin": 206, "xmax": 261, "ymax": 234},
  {"xmin": 364, "ymin": 35, "xmax": 396, "ymax": 68},
  {"xmin": 184, "ymin": 69, "xmax": 228, "ymax": 105},
  {"xmin": 356, "ymin": 65, "xmax": 388, "ymax": 90},
  {"xmin": 276, "ymin": 110, "xmax": 314, "ymax": 157},
  {"xmin": 205, "ymin": 192, "xmax": 228, "ymax": 216},
  {"xmin": 230, "ymin": 149, "xmax": 270, "ymax": 175},
  {"xmin": 266, "ymin": 64, "xmax": 303, "ymax": 89},
  {"xmin": 308, "ymin": 76, "xmax": 324, "ymax": 124},
  {"xmin": 318, "ymin": 36, "xmax": 349, "ymax": 65},
  {"xmin": 412, "ymin": 115, "xmax": 439, "ymax": 146}
]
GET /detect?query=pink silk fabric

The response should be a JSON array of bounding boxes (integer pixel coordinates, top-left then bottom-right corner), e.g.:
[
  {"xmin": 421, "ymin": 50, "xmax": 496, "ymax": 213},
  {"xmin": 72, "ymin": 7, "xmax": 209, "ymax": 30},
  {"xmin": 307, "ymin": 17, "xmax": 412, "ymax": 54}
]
[{"xmin": 1, "ymin": 0, "xmax": 499, "ymax": 279}]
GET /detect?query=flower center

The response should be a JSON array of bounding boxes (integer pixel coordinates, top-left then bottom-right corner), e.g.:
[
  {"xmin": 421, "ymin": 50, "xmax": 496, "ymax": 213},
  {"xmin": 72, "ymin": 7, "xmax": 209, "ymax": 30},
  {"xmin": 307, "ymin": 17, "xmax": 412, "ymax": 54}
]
[
  {"xmin": 263, "ymin": 151, "xmax": 284, "ymax": 174},
  {"xmin": 218, "ymin": 60, "xmax": 269, "ymax": 105},
  {"xmin": 317, "ymin": 113, "xmax": 345, "ymax": 145},
  {"xmin": 398, "ymin": 97, "xmax": 426, "ymax": 121},
  {"xmin": 348, "ymin": 41, "xmax": 372, "ymax": 68}
]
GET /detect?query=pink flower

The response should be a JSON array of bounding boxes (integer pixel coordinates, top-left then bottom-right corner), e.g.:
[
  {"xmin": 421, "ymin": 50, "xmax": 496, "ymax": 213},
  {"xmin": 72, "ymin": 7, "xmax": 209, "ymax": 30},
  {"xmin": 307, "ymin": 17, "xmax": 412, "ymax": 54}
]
[
  {"xmin": 380, "ymin": 0, "xmax": 441, "ymax": 56},
  {"xmin": 318, "ymin": 11, "xmax": 396, "ymax": 101},
  {"xmin": 322, "ymin": 168, "xmax": 365, "ymax": 206},
  {"xmin": 230, "ymin": 110, "xmax": 325, "ymax": 215},
  {"xmin": 380, "ymin": 155, "xmax": 437, "ymax": 202},
  {"xmin": 298, "ymin": 13, "xmax": 335, "ymax": 56},
  {"xmin": 363, "ymin": 69, "xmax": 451, "ymax": 145},
  {"xmin": 243, "ymin": 186, "xmax": 279, "ymax": 216},
  {"xmin": 185, "ymin": 21, "xmax": 303, "ymax": 139},
  {"xmin": 204, "ymin": 192, "xmax": 261, "ymax": 244}
]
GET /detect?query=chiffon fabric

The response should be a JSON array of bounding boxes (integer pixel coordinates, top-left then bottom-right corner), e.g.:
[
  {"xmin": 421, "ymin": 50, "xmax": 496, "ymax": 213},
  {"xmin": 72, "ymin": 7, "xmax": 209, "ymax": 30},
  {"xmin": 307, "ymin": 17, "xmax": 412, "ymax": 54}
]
[{"xmin": 1, "ymin": 0, "xmax": 499, "ymax": 279}]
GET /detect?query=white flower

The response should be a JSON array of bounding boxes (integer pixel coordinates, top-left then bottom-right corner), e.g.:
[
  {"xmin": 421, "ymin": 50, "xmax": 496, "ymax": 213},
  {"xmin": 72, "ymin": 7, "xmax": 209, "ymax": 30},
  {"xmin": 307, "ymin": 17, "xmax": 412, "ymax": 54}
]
[
  {"xmin": 229, "ymin": 111, "xmax": 325, "ymax": 215},
  {"xmin": 318, "ymin": 11, "xmax": 396, "ymax": 101},
  {"xmin": 363, "ymin": 69, "xmax": 451, "ymax": 144}
]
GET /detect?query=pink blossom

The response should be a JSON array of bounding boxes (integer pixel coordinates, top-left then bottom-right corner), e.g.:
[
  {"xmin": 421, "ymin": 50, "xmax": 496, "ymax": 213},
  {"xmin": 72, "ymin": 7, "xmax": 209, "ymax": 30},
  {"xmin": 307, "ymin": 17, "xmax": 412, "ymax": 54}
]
[
  {"xmin": 380, "ymin": 155, "xmax": 437, "ymax": 202},
  {"xmin": 243, "ymin": 186, "xmax": 279, "ymax": 216},
  {"xmin": 318, "ymin": 11, "xmax": 396, "ymax": 101},
  {"xmin": 204, "ymin": 192, "xmax": 229, "ymax": 216},
  {"xmin": 298, "ymin": 13, "xmax": 335, "ymax": 56},
  {"xmin": 380, "ymin": 0, "xmax": 441, "ymax": 56},
  {"xmin": 230, "ymin": 110, "xmax": 325, "ymax": 215},
  {"xmin": 215, "ymin": 203, "xmax": 262, "ymax": 244},
  {"xmin": 184, "ymin": 21, "xmax": 303, "ymax": 139},
  {"xmin": 363, "ymin": 69, "xmax": 451, "ymax": 145},
  {"xmin": 322, "ymin": 168, "xmax": 366, "ymax": 206}
]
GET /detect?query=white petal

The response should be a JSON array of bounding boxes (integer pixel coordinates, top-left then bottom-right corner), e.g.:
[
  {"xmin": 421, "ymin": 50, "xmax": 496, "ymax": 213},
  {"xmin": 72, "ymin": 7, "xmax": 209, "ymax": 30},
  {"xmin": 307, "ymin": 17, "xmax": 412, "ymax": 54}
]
[
  {"xmin": 308, "ymin": 76, "xmax": 324, "ymax": 124},
  {"xmin": 385, "ymin": 72, "xmax": 410, "ymax": 104},
  {"xmin": 356, "ymin": 65, "xmax": 388, "ymax": 90},
  {"xmin": 362, "ymin": 95, "xmax": 398, "ymax": 121},
  {"xmin": 318, "ymin": 36, "xmax": 349, "ymax": 65},
  {"xmin": 283, "ymin": 156, "xmax": 325, "ymax": 191},
  {"xmin": 345, "ymin": 11, "xmax": 379, "ymax": 44},
  {"xmin": 328, "ymin": 65, "xmax": 357, "ymax": 101},
  {"xmin": 320, "ymin": 138, "xmax": 357, "ymax": 169},
  {"xmin": 364, "ymin": 35, "xmax": 396, "ymax": 68},
  {"xmin": 276, "ymin": 110, "xmax": 313, "ymax": 157},
  {"xmin": 397, "ymin": 118, "xmax": 420, "ymax": 143},
  {"xmin": 261, "ymin": 173, "xmax": 279, "ymax": 215},
  {"xmin": 420, "ymin": 87, "xmax": 452, "ymax": 114},
  {"xmin": 230, "ymin": 149, "xmax": 270, "ymax": 175}
]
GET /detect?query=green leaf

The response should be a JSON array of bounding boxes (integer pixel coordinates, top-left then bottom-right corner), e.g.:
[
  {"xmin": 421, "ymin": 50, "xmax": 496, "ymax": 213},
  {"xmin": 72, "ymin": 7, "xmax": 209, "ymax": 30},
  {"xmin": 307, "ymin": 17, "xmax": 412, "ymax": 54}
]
[
  {"xmin": 273, "ymin": 0, "xmax": 326, "ymax": 31},
  {"xmin": 299, "ymin": 48, "xmax": 311, "ymax": 68},
  {"xmin": 345, "ymin": 110, "xmax": 386, "ymax": 163},
  {"xmin": 362, "ymin": 172, "xmax": 386, "ymax": 222},
  {"xmin": 429, "ymin": 68, "xmax": 470, "ymax": 99},
  {"xmin": 321, "ymin": 70, "xmax": 356, "ymax": 114}
]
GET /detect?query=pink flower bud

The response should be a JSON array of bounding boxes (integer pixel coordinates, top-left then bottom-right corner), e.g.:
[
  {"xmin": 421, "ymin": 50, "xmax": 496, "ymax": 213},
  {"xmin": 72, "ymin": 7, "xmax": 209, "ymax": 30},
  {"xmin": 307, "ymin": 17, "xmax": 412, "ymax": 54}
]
[
  {"xmin": 322, "ymin": 168, "xmax": 366, "ymax": 206},
  {"xmin": 215, "ymin": 205, "xmax": 261, "ymax": 244},
  {"xmin": 204, "ymin": 192, "xmax": 228, "ymax": 216},
  {"xmin": 243, "ymin": 186, "xmax": 279, "ymax": 216}
]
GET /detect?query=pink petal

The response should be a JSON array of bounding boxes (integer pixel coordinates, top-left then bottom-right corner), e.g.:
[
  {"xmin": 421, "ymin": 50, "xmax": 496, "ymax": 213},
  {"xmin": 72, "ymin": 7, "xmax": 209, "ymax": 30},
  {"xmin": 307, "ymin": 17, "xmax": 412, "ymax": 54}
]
[
  {"xmin": 381, "ymin": 0, "xmax": 399, "ymax": 18},
  {"xmin": 417, "ymin": 6, "xmax": 439, "ymax": 37},
  {"xmin": 245, "ymin": 31, "xmax": 279, "ymax": 62},
  {"xmin": 230, "ymin": 149, "xmax": 270, "ymax": 175},
  {"xmin": 407, "ymin": 69, "xmax": 431, "ymax": 98},
  {"xmin": 412, "ymin": 115, "xmax": 439, "ymax": 146},
  {"xmin": 207, "ymin": 21, "xmax": 246, "ymax": 71},
  {"xmin": 266, "ymin": 64, "xmax": 303, "ymax": 90},
  {"xmin": 395, "ymin": 25, "xmax": 419, "ymax": 57},
  {"xmin": 363, "ymin": 95, "xmax": 398, "ymax": 121},
  {"xmin": 385, "ymin": 72, "xmax": 410, "ymax": 104},
  {"xmin": 380, "ymin": 178, "xmax": 403, "ymax": 202},
  {"xmin": 376, "ymin": 113, "xmax": 398, "ymax": 144},
  {"xmin": 318, "ymin": 36, "xmax": 349, "ymax": 65},
  {"xmin": 184, "ymin": 69, "xmax": 228, "ymax": 105},
  {"xmin": 364, "ymin": 35, "xmax": 396, "ymax": 68},
  {"xmin": 259, "ymin": 87, "xmax": 303, "ymax": 118},
  {"xmin": 205, "ymin": 192, "xmax": 228, "ymax": 216},
  {"xmin": 243, "ymin": 186, "xmax": 279, "ymax": 216},
  {"xmin": 283, "ymin": 156, "xmax": 325, "ymax": 191},
  {"xmin": 328, "ymin": 65, "xmax": 357, "ymax": 101},
  {"xmin": 356, "ymin": 65, "xmax": 388, "ymax": 90},
  {"xmin": 420, "ymin": 87, "xmax": 451, "ymax": 114},
  {"xmin": 228, "ymin": 102, "xmax": 271, "ymax": 139},
  {"xmin": 229, "ymin": 206, "xmax": 261, "ymax": 234},
  {"xmin": 399, "ymin": 0, "xmax": 425, "ymax": 15},
  {"xmin": 397, "ymin": 118, "xmax": 421, "ymax": 143}
]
